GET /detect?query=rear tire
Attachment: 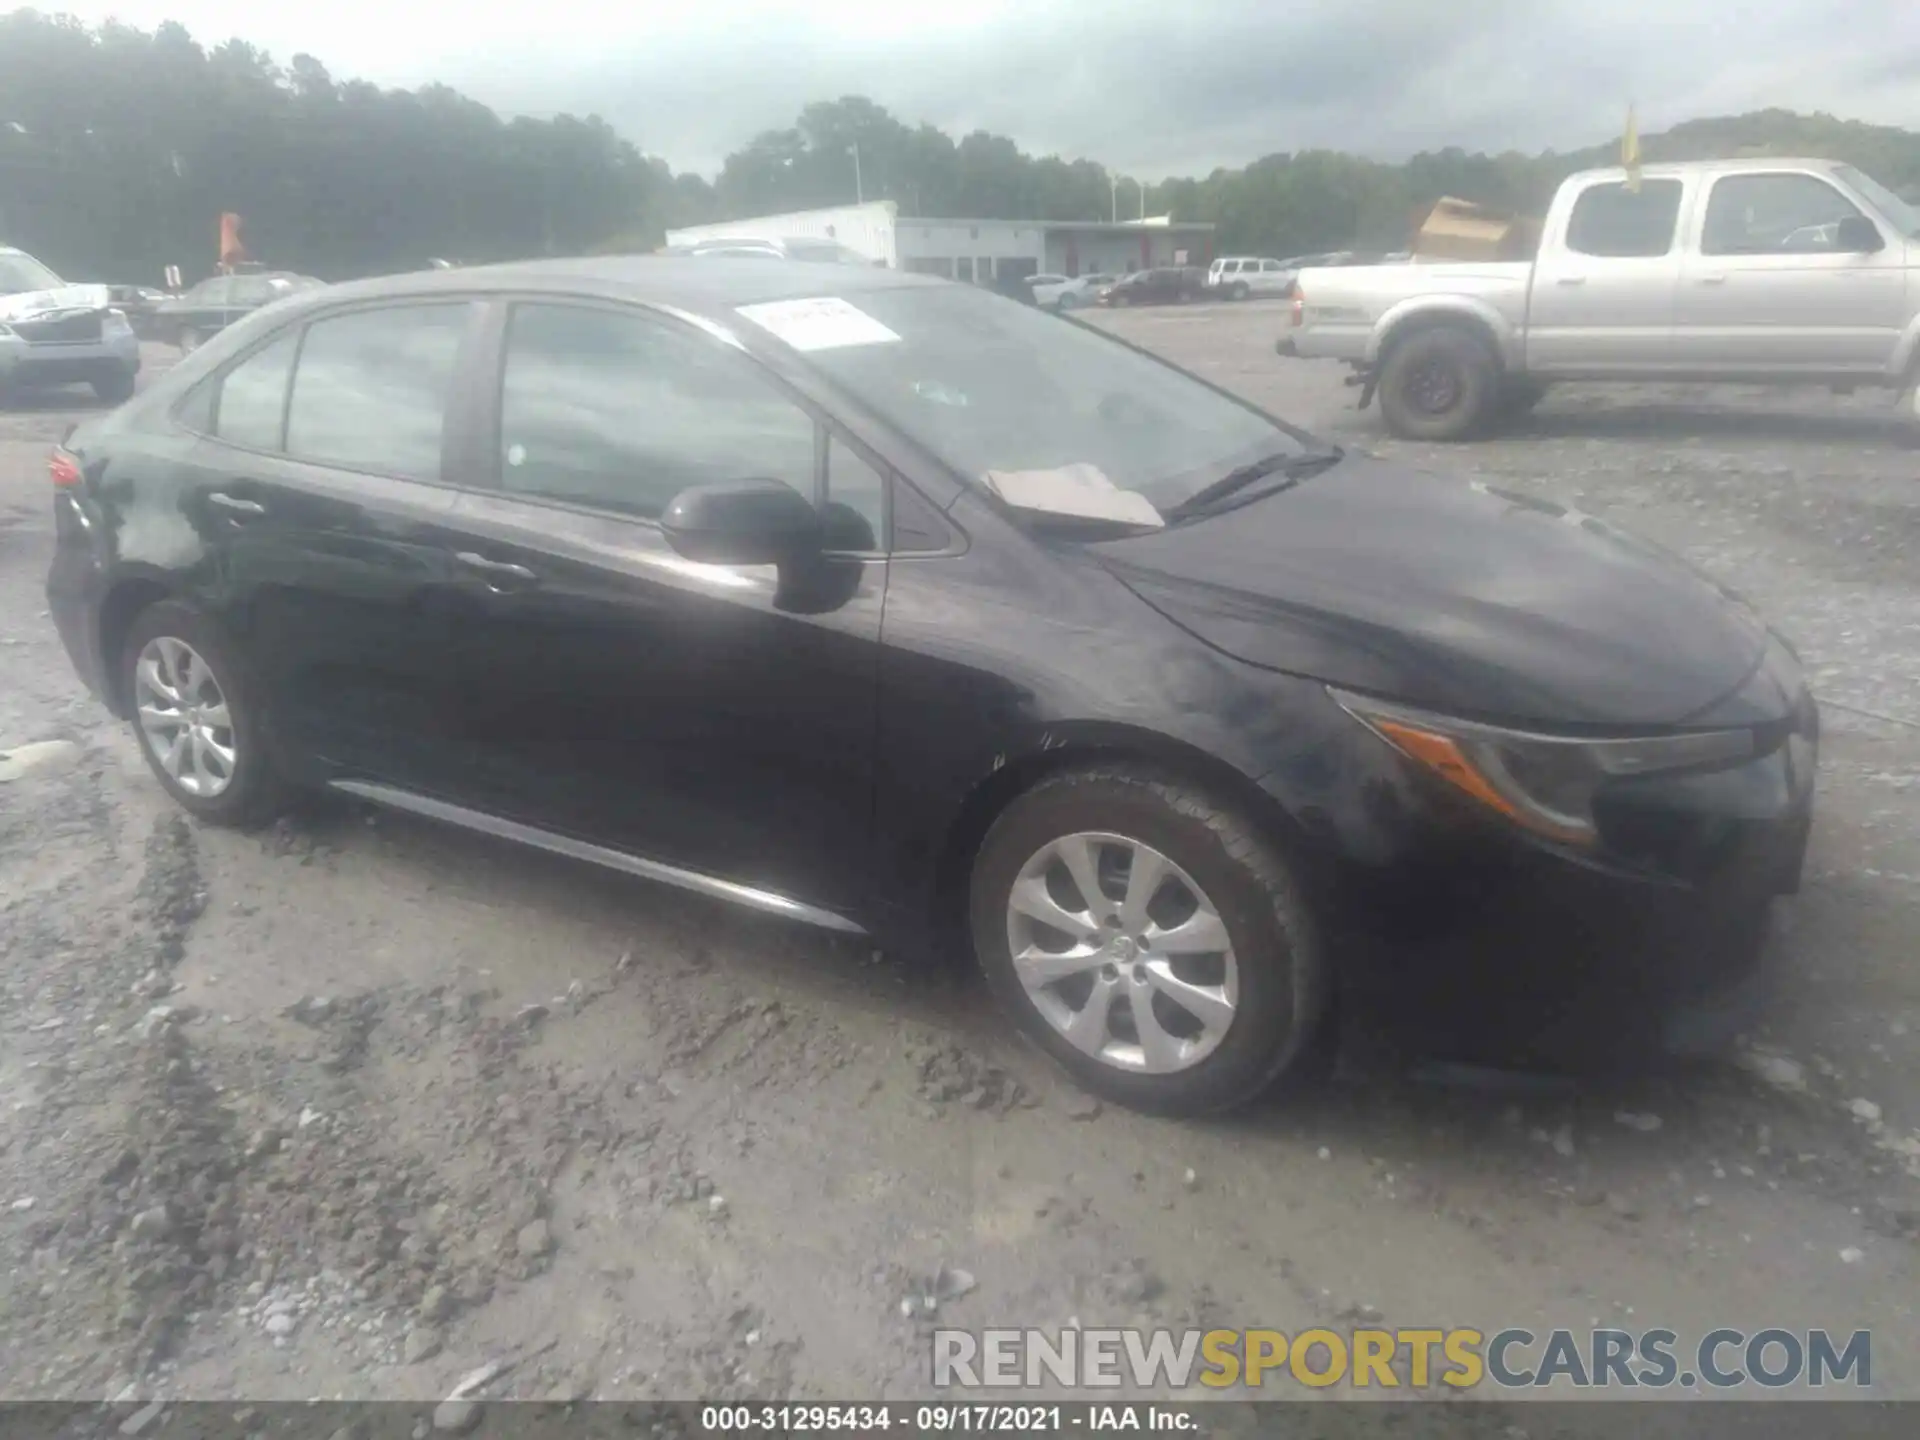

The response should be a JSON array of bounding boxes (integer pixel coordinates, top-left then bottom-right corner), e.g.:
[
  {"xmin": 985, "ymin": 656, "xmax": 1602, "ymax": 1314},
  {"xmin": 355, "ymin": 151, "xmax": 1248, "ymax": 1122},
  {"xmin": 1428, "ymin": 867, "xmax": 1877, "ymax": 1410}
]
[
  {"xmin": 176, "ymin": 328, "xmax": 203, "ymax": 355},
  {"xmin": 120, "ymin": 600, "xmax": 289, "ymax": 828},
  {"xmin": 1377, "ymin": 327, "xmax": 1500, "ymax": 442},
  {"xmin": 92, "ymin": 367, "xmax": 136, "ymax": 405},
  {"xmin": 969, "ymin": 767, "xmax": 1330, "ymax": 1116}
]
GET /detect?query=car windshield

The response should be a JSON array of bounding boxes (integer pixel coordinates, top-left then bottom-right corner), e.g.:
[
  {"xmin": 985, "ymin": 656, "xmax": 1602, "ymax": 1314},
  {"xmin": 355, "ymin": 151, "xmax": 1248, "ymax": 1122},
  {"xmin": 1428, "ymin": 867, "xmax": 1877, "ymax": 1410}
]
[
  {"xmin": 0, "ymin": 251, "xmax": 63, "ymax": 293},
  {"xmin": 1834, "ymin": 164, "xmax": 1920, "ymax": 239},
  {"xmin": 768, "ymin": 284, "xmax": 1307, "ymax": 518}
]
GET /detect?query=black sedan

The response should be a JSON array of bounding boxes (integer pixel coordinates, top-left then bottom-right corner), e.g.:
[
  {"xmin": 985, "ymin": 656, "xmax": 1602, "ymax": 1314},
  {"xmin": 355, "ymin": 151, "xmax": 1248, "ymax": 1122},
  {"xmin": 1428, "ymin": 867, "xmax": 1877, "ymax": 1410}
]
[
  {"xmin": 44, "ymin": 258, "xmax": 1816, "ymax": 1114},
  {"xmin": 153, "ymin": 270, "xmax": 325, "ymax": 351}
]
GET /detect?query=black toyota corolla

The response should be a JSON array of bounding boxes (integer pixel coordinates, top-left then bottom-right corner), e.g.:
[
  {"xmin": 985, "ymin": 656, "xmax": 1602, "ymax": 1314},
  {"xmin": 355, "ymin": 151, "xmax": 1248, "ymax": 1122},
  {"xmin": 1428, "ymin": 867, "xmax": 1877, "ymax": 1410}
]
[{"xmin": 45, "ymin": 258, "xmax": 1817, "ymax": 1115}]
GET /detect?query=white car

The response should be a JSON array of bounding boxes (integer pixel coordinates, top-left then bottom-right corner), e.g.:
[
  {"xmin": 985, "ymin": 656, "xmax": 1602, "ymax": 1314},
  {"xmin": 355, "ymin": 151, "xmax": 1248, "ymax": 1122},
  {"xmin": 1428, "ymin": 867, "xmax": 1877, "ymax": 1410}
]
[
  {"xmin": 1205, "ymin": 256, "xmax": 1297, "ymax": 300},
  {"xmin": 1028, "ymin": 272, "xmax": 1115, "ymax": 310},
  {"xmin": 0, "ymin": 247, "xmax": 142, "ymax": 404}
]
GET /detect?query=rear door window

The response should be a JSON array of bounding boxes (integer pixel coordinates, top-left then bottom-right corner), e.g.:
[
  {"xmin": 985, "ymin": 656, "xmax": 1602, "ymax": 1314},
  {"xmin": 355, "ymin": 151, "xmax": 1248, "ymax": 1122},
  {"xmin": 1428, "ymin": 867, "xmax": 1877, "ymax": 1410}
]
[
  {"xmin": 283, "ymin": 303, "xmax": 472, "ymax": 482},
  {"xmin": 1564, "ymin": 179, "xmax": 1684, "ymax": 258}
]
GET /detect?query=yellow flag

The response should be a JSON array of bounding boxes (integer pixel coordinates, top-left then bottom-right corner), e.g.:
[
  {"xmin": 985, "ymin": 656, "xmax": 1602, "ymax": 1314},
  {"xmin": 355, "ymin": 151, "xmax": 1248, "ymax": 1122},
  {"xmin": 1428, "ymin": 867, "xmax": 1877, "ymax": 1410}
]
[{"xmin": 1622, "ymin": 104, "xmax": 1642, "ymax": 193}]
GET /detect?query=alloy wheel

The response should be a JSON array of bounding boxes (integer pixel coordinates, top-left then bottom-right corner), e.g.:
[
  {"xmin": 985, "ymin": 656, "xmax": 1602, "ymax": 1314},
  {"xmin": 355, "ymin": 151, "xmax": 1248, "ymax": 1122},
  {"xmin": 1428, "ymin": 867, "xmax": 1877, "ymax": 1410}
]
[
  {"xmin": 1004, "ymin": 831, "xmax": 1239, "ymax": 1073},
  {"xmin": 134, "ymin": 635, "xmax": 237, "ymax": 797}
]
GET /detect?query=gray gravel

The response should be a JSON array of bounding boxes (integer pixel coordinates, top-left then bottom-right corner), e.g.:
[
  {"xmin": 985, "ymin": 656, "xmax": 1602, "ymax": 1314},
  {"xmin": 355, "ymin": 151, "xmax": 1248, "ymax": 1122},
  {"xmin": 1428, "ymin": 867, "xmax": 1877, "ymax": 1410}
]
[{"xmin": 0, "ymin": 324, "xmax": 1915, "ymax": 1410}]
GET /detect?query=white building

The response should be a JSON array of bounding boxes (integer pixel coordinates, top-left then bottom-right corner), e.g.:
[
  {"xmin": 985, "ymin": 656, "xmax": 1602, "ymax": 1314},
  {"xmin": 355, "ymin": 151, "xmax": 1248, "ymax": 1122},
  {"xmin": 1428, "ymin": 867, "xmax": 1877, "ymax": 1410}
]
[{"xmin": 664, "ymin": 202, "xmax": 1215, "ymax": 282}]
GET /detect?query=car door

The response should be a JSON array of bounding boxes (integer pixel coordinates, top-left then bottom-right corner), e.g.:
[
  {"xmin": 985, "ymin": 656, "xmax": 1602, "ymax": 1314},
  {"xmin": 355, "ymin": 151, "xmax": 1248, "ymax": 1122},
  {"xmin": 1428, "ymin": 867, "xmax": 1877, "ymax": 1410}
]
[
  {"xmin": 437, "ymin": 297, "xmax": 888, "ymax": 911},
  {"xmin": 1526, "ymin": 176, "xmax": 1686, "ymax": 374},
  {"xmin": 185, "ymin": 300, "xmax": 483, "ymax": 792},
  {"xmin": 1256, "ymin": 259, "xmax": 1288, "ymax": 294},
  {"xmin": 1674, "ymin": 170, "xmax": 1909, "ymax": 373}
]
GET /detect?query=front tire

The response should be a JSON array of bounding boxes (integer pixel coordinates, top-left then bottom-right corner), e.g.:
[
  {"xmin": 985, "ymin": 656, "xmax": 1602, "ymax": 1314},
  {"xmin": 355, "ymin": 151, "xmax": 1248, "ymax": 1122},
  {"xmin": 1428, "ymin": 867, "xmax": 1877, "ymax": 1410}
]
[
  {"xmin": 120, "ymin": 600, "xmax": 288, "ymax": 828},
  {"xmin": 176, "ymin": 327, "xmax": 203, "ymax": 355},
  {"xmin": 1377, "ymin": 327, "xmax": 1500, "ymax": 442},
  {"xmin": 969, "ymin": 767, "xmax": 1329, "ymax": 1116},
  {"xmin": 1229, "ymin": 282, "xmax": 1250, "ymax": 301}
]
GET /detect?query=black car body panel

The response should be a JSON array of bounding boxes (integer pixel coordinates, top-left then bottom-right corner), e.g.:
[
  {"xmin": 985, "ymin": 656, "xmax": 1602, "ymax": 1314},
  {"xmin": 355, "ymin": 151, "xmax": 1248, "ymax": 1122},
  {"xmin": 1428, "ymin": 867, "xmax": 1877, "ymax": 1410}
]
[
  {"xmin": 47, "ymin": 256, "xmax": 1817, "ymax": 1064},
  {"xmin": 1090, "ymin": 457, "xmax": 1773, "ymax": 728}
]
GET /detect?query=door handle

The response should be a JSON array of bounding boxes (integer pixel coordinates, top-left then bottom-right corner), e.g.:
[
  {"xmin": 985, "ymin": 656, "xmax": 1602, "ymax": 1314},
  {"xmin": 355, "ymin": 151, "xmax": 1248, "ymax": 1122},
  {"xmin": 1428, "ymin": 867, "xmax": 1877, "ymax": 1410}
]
[
  {"xmin": 1555, "ymin": 276, "xmax": 1587, "ymax": 286},
  {"xmin": 206, "ymin": 492, "xmax": 265, "ymax": 516},
  {"xmin": 1697, "ymin": 274, "xmax": 1729, "ymax": 285},
  {"xmin": 455, "ymin": 552, "xmax": 538, "ymax": 583}
]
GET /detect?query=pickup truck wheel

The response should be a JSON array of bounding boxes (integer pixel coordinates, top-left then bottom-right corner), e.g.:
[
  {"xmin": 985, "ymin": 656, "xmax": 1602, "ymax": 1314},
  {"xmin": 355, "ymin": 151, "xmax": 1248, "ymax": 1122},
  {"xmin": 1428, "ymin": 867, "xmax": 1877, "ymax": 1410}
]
[{"xmin": 1378, "ymin": 328, "xmax": 1498, "ymax": 442}]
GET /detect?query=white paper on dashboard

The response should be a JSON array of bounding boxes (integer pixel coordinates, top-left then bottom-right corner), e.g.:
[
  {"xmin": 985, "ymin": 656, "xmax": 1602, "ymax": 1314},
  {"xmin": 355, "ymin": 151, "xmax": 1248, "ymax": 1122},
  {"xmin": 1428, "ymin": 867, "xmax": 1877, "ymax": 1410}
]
[
  {"xmin": 734, "ymin": 297, "xmax": 902, "ymax": 352},
  {"xmin": 982, "ymin": 464, "xmax": 1164, "ymax": 528}
]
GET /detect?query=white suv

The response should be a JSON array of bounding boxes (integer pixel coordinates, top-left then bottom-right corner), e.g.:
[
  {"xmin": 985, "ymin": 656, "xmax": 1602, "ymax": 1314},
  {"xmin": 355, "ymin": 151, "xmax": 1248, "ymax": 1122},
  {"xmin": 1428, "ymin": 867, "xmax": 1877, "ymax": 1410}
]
[{"xmin": 1205, "ymin": 256, "xmax": 1294, "ymax": 300}]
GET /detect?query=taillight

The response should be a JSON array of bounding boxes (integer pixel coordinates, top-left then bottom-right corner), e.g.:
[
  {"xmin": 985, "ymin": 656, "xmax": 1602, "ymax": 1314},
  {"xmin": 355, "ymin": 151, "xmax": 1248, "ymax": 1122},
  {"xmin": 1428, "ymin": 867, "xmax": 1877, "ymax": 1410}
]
[{"xmin": 49, "ymin": 448, "xmax": 82, "ymax": 488}]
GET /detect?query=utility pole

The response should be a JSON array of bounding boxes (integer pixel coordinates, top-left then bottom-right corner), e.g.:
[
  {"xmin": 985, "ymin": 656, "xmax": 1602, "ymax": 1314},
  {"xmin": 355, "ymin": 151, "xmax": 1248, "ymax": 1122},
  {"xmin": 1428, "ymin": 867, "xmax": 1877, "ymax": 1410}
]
[
  {"xmin": 1109, "ymin": 173, "xmax": 1118, "ymax": 224},
  {"xmin": 849, "ymin": 143, "xmax": 863, "ymax": 204}
]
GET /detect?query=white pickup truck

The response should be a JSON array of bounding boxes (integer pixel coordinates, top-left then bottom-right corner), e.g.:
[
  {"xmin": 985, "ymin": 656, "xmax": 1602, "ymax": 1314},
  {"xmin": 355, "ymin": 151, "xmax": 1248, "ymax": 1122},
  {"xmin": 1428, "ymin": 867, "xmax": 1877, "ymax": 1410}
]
[{"xmin": 1277, "ymin": 157, "xmax": 1920, "ymax": 440}]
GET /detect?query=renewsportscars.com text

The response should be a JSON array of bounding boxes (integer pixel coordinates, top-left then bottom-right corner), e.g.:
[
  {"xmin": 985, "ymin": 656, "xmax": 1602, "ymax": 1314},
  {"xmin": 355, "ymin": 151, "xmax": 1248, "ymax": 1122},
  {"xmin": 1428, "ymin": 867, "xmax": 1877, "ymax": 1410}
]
[{"xmin": 932, "ymin": 1326, "xmax": 1872, "ymax": 1391}]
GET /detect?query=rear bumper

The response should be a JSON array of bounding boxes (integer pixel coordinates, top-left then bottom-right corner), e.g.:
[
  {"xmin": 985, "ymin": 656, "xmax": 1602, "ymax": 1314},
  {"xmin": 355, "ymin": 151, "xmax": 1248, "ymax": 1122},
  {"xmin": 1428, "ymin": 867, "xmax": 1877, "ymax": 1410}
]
[{"xmin": 45, "ymin": 503, "xmax": 112, "ymax": 706}]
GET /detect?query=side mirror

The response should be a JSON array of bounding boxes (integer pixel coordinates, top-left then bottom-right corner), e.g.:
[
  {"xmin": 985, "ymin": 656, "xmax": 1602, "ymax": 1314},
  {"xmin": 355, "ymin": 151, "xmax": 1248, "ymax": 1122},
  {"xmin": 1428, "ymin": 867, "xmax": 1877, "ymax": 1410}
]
[
  {"xmin": 1836, "ymin": 216, "xmax": 1884, "ymax": 253},
  {"xmin": 660, "ymin": 478, "xmax": 821, "ymax": 566}
]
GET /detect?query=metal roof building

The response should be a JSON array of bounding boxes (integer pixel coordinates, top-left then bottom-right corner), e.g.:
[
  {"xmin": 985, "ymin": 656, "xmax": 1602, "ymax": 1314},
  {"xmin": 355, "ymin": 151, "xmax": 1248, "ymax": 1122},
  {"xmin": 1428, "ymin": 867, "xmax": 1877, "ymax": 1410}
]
[{"xmin": 665, "ymin": 202, "xmax": 1215, "ymax": 283}]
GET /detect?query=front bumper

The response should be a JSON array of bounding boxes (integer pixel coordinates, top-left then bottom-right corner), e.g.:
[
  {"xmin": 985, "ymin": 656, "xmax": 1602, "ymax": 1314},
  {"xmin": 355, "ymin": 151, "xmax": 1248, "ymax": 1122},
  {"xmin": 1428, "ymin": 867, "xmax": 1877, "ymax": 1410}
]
[
  {"xmin": 0, "ymin": 332, "xmax": 140, "ymax": 389},
  {"xmin": 1326, "ymin": 680, "xmax": 1818, "ymax": 1071}
]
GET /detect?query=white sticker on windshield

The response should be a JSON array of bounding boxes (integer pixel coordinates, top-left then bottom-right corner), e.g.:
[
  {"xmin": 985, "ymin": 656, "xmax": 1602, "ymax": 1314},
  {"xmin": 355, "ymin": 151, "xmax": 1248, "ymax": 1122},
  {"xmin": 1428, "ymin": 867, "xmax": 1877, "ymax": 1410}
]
[{"xmin": 734, "ymin": 297, "xmax": 902, "ymax": 352}]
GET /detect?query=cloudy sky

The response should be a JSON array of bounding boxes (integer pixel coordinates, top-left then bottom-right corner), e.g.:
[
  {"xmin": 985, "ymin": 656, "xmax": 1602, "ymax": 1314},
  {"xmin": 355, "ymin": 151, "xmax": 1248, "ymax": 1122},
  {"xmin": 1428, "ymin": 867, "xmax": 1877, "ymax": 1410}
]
[{"xmin": 56, "ymin": 0, "xmax": 1920, "ymax": 179}]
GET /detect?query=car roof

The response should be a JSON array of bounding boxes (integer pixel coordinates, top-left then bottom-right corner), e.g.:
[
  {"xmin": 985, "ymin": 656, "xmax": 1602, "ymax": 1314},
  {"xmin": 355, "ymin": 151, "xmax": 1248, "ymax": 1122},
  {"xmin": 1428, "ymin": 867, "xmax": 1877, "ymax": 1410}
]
[{"xmin": 242, "ymin": 255, "xmax": 942, "ymax": 324}]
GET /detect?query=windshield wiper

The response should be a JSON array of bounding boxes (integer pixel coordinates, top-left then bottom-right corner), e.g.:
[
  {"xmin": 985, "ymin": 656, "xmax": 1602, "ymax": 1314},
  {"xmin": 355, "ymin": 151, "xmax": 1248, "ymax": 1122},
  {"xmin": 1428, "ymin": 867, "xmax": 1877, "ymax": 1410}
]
[{"xmin": 1164, "ymin": 446, "xmax": 1345, "ymax": 523}]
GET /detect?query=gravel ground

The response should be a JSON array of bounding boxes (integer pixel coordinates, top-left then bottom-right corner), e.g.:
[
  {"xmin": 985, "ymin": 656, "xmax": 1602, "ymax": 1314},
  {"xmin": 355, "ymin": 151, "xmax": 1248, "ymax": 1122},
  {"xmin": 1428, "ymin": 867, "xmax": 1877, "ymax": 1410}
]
[{"xmin": 0, "ymin": 320, "xmax": 1915, "ymax": 1420}]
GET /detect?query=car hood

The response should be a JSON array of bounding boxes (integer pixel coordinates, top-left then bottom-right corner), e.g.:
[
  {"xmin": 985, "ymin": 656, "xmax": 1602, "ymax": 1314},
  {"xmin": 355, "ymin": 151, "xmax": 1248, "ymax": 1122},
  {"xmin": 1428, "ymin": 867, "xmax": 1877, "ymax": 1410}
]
[
  {"xmin": 1091, "ymin": 454, "xmax": 1775, "ymax": 728},
  {"xmin": 0, "ymin": 283, "xmax": 110, "ymax": 323}
]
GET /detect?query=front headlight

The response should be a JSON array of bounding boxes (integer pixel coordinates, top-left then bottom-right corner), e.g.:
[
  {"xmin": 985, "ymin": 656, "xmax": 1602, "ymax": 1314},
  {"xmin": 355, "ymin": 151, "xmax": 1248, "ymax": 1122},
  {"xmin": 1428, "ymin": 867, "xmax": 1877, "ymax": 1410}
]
[{"xmin": 1331, "ymin": 687, "xmax": 1755, "ymax": 847}]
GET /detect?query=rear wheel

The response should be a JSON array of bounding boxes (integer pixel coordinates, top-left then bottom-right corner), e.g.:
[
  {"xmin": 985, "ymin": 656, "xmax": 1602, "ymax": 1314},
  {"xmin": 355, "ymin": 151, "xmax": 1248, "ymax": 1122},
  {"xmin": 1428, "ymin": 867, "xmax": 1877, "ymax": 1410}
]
[
  {"xmin": 1377, "ymin": 327, "xmax": 1500, "ymax": 442},
  {"xmin": 121, "ymin": 600, "xmax": 288, "ymax": 827},
  {"xmin": 176, "ymin": 327, "xmax": 204, "ymax": 355},
  {"xmin": 969, "ymin": 767, "xmax": 1329, "ymax": 1116}
]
